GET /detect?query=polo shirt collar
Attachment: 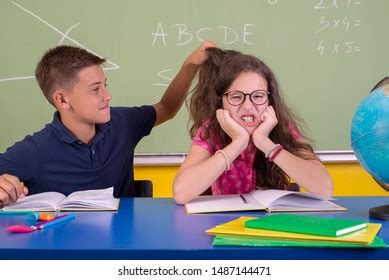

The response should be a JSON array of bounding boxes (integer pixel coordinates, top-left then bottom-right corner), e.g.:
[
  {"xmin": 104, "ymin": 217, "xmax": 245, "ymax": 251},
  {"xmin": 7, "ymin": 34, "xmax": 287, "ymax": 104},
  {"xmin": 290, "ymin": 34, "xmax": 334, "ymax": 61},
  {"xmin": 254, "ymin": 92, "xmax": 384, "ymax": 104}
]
[
  {"xmin": 94, "ymin": 122, "xmax": 110, "ymax": 144},
  {"xmin": 50, "ymin": 111, "xmax": 111, "ymax": 144}
]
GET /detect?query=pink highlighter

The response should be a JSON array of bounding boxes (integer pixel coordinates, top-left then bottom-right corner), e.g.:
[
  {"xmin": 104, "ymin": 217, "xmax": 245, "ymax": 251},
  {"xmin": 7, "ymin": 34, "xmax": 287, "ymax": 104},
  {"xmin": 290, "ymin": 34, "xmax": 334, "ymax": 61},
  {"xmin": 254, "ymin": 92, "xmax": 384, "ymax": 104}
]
[{"xmin": 6, "ymin": 214, "xmax": 75, "ymax": 233}]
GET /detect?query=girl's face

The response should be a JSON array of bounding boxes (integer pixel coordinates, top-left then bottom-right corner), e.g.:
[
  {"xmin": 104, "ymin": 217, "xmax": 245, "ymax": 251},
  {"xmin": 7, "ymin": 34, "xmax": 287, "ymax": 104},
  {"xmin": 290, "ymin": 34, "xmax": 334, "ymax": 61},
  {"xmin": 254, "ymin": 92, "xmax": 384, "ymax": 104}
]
[{"xmin": 222, "ymin": 71, "xmax": 269, "ymax": 135}]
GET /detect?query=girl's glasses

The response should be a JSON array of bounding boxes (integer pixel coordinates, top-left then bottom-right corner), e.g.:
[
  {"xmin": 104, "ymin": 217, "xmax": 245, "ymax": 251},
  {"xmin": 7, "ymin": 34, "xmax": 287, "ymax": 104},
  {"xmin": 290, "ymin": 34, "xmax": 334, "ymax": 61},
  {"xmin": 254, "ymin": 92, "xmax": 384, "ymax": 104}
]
[{"xmin": 223, "ymin": 90, "xmax": 270, "ymax": 106}]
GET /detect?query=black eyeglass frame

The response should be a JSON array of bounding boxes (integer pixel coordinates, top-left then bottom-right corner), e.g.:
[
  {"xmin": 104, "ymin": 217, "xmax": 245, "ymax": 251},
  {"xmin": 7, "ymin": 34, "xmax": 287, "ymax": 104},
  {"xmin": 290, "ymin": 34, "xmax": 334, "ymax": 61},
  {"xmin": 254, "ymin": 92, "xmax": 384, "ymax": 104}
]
[{"xmin": 222, "ymin": 90, "xmax": 271, "ymax": 106}]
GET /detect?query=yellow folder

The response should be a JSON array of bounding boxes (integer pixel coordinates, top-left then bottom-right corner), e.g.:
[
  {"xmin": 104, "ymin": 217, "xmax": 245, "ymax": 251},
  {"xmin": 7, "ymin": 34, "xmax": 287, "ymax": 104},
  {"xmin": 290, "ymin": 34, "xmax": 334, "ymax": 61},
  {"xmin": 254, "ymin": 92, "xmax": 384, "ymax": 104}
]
[{"xmin": 206, "ymin": 216, "xmax": 381, "ymax": 244}]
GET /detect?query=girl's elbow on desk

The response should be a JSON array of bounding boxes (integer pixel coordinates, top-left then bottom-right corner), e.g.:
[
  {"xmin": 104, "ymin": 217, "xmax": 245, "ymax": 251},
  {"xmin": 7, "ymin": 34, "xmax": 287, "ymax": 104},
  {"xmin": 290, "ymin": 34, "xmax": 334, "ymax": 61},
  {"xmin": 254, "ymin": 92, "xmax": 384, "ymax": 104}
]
[
  {"xmin": 321, "ymin": 177, "xmax": 335, "ymax": 198},
  {"xmin": 173, "ymin": 191, "xmax": 191, "ymax": 205},
  {"xmin": 319, "ymin": 169, "xmax": 335, "ymax": 198},
  {"xmin": 303, "ymin": 162, "xmax": 335, "ymax": 198},
  {"xmin": 305, "ymin": 176, "xmax": 334, "ymax": 199},
  {"xmin": 172, "ymin": 179, "xmax": 191, "ymax": 205}
]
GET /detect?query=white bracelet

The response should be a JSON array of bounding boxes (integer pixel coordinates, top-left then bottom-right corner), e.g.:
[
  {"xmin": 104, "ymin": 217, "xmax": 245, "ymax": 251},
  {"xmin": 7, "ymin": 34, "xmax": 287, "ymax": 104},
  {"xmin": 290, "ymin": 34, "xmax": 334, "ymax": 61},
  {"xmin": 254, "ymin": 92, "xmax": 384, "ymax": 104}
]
[
  {"xmin": 215, "ymin": 150, "xmax": 230, "ymax": 171},
  {"xmin": 265, "ymin": 144, "xmax": 281, "ymax": 158}
]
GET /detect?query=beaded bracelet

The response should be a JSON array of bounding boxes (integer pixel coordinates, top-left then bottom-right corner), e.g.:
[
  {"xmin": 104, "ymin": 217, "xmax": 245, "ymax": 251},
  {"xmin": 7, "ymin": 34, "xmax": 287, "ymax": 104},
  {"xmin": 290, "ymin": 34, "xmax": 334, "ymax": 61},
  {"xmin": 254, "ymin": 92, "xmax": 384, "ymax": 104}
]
[
  {"xmin": 269, "ymin": 145, "xmax": 284, "ymax": 162},
  {"xmin": 215, "ymin": 150, "xmax": 230, "ymax": 171}
]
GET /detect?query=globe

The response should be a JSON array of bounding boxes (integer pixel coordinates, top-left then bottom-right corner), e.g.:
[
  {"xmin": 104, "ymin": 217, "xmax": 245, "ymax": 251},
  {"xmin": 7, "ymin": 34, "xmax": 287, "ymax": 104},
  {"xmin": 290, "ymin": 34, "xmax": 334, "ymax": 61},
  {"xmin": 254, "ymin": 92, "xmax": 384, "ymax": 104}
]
[
  {"xmin": 351, "ymin": 82, "xmax": 389, "ymax": 220},
  {"xmin": 351, "ymin": 85, "xmax": 389, "ymax": 186}
]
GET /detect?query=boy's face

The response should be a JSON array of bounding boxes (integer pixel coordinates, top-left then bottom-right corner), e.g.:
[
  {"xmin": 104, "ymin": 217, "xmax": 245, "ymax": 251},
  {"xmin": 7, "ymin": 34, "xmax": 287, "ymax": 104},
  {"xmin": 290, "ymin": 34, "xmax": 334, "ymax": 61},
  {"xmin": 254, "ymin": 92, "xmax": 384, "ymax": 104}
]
[
  {"xmin": 66, "ymin": 65, "xmax": 111, "ymax": 124},
  {"xmin": 222, "ymin": 71, "xmax": 269, "ymax": 135}
]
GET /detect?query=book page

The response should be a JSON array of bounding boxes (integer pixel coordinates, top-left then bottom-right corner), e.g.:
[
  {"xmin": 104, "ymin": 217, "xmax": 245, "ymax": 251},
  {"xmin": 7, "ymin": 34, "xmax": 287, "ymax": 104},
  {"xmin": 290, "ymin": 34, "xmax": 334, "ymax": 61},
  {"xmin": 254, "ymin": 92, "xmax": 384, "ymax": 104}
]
[
  {"xmin": 2, "ymin": 192, "xmax": 65, "ymax": 211},
  {"xmin": 251, "ymin": 189, "xmax": 297, "ymax": 207},
  {"xmin": 59, "ymin": 187, "xmax": 119, "ymax": 210},
  {"xmin": 251, "ymin": 189, "xmax": 345, "ymax": 211},
  {"xmin": 251, "ymin": 189, "xmax": 327, "ymax": 208},
  {"xmin": 268, "ymin": 194, "xmax": 345, "ymax": 211},
  {"xmin": 185, "ymin": 193, "xmax": 265, "ymax": 214}
]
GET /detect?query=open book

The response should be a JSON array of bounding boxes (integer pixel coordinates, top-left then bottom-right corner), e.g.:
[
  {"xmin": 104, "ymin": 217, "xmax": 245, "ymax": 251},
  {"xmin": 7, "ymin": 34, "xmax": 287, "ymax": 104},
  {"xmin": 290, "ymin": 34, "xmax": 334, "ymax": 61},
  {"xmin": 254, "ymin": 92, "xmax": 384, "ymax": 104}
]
[
  {"xmin": 1, "ymin": 187, "xmax": 119, "ymax": 212},
  {"xmin": 185, "ymin": 189, "xmax": 346, "ymax": 214}
]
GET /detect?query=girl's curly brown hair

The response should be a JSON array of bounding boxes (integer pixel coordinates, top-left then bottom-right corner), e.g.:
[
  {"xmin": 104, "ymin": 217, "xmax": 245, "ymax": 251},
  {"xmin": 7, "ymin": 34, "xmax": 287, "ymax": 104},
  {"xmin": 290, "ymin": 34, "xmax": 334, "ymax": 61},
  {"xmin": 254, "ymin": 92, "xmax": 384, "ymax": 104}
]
[{"xmin": 187, "ymin": 48, "xmax": 318, "ymax": 191}]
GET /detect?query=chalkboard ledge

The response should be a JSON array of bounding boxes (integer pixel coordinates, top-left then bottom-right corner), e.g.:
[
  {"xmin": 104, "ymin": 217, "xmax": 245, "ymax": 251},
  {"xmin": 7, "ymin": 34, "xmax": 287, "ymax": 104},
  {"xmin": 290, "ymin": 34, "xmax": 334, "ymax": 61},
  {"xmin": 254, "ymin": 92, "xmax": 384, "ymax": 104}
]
[{"xmin": 134, "ymin": 151, "xmax": 357, "ymax": 166}]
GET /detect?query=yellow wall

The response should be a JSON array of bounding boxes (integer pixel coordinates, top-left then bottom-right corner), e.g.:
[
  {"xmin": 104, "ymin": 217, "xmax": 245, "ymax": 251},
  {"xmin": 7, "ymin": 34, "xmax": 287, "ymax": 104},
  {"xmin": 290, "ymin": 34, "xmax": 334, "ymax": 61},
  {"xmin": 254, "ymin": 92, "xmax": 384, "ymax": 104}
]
[{"xmin": 134, "ymin": 162, "xmax": 388, "ymax": 198}]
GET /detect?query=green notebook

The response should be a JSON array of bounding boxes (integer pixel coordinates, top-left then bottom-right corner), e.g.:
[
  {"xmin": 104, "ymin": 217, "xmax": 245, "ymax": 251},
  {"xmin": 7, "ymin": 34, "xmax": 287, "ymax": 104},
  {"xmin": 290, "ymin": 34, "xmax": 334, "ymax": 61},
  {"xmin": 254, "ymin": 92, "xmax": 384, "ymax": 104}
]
[
  {"xmin": 245, "ymin": 214, "xmax": 367, "ymax": 237},
  {"xmin": 212, "ymin": 235, "xmax": 387, "ymax": 248}
]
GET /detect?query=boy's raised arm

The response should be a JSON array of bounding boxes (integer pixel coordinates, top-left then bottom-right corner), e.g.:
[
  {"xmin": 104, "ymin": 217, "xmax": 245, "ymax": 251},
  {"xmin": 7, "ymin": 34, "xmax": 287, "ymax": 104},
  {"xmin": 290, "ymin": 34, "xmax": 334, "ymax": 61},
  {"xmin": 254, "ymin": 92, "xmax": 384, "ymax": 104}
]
[{"xmin": 153, "ymin": 41, "xmax": 217, "ymax": 126}]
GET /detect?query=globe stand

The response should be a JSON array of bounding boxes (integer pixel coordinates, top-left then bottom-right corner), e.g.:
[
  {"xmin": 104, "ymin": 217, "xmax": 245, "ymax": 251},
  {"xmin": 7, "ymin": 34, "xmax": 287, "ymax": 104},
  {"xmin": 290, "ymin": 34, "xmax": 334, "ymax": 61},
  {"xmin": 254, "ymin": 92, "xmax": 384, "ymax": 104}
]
[
  {"xmin": 369, "ymin": 179, "xmax": 389, "ymax": 220},
  {"xmin": 369, "ymin": 205, "xmax": 389, "ymax": 221}
]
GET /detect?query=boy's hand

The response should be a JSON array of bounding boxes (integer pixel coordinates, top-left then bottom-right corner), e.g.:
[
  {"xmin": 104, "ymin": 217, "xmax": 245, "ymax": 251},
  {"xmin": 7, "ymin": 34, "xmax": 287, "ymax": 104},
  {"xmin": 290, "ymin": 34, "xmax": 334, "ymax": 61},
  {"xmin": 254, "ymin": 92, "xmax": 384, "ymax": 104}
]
[
  {"xmin": 184, "ymin": 41, "xmax": 218, "ymax": 66},
  {"xmin": 216, "ymin": 109, "xmax": 250, "ymax": 146},
  {"xmin": 0, "ymin": 174, "xmax": 28, "ymax": 208}
]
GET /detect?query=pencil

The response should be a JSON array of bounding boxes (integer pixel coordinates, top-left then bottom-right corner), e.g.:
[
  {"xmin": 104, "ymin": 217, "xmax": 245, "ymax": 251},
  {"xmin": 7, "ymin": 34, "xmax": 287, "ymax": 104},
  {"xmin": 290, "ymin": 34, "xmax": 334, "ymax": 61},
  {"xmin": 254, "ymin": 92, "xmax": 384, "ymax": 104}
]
[
  {"xmin": 37, "ymin": 214, "xmax": 75, "ymax": 229},
  {"xmin": 240, "ymin": 194, "xmax": 248, "ymax": 204}
]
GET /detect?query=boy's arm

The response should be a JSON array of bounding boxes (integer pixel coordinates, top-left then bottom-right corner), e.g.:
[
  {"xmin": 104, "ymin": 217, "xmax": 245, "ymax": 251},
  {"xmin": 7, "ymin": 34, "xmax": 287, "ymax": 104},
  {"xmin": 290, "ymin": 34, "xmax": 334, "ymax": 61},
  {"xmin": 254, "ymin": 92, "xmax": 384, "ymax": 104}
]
[
  {"xmin": 153, "ymin": 41, "xmax": 217, "ymax": 127},
  {"xmin": 0, "ymin": 136, "xmax": 39, "ymax": 207}
]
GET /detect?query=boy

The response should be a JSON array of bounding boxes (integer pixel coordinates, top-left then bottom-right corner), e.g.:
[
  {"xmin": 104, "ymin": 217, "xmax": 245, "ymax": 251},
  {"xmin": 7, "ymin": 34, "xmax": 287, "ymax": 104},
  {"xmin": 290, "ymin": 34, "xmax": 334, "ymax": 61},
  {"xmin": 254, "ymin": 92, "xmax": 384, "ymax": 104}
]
[{"xmin": 0, "ymin": 42, "xmax": 215, "ymax": 207}]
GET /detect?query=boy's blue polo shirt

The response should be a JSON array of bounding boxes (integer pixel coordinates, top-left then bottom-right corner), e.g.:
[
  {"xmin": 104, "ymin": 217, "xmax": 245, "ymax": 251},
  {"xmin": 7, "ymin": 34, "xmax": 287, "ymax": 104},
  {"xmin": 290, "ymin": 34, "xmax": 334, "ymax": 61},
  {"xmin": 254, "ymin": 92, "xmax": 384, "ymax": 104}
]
[{"xmin": 0, "ymin": 106, "xmax": 156, "ymax": 197}]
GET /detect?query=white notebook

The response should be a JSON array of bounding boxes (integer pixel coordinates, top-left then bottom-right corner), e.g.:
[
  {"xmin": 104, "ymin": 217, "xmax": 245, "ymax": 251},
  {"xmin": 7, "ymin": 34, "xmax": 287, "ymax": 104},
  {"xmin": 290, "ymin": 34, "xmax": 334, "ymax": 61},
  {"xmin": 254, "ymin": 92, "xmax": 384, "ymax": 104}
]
[
  {"xmin": 185, "ymin": 189, "xmax": 346, "ymax": 214},
  {"xmin": 1, "ymin": 187, "xmax": 119, "ymax": 212}
]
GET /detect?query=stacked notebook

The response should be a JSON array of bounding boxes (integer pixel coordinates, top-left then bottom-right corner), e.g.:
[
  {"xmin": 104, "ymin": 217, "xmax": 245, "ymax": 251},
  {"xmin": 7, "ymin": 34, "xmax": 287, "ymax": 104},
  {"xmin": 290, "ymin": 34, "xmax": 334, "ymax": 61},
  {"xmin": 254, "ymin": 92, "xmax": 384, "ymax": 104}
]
[{"xmin": 206, "ymin": 214, "xmax": 386, "ymax": 248}]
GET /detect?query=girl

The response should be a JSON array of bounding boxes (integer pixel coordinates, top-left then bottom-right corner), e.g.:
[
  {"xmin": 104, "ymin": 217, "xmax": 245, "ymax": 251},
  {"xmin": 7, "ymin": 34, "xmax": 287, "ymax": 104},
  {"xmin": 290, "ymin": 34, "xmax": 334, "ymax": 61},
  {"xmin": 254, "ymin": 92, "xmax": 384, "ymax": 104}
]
[{"xmin": 173, "ymin": 48, "xmax": 333, "ymax": 204}]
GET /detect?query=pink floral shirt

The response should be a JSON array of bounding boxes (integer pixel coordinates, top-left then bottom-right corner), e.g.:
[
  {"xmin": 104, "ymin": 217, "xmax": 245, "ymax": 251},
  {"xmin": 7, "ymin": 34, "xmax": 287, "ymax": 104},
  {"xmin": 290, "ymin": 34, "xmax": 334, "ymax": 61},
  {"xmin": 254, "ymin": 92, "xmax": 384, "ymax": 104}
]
[
  {"xmin": 192, "ymin": 124, "xmax": 301, "ymax": 195},
  {"xmin": 192, "ymin": 127, "xmax": 257, "ymax": 195}
]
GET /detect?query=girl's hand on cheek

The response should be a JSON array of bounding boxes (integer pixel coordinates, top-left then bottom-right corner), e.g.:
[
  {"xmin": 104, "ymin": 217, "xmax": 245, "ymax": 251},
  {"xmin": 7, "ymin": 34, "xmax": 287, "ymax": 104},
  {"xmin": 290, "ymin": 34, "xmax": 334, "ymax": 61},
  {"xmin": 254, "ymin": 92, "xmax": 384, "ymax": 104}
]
[
  {"xmin": 253, "ymin": 106, "xmax": 278, "ymax": 144},
  {"xmin": 216, "ymin": 109, "xmax": 249, "ymax": 145}
]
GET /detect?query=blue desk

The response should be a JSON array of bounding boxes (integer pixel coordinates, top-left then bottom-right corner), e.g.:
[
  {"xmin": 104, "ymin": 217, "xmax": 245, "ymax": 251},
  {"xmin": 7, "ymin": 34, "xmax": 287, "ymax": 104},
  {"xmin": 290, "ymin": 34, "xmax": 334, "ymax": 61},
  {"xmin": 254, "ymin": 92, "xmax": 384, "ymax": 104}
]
[{"xmin": 0, "ymin": 197, "xmax": 388, "ymax": 259}]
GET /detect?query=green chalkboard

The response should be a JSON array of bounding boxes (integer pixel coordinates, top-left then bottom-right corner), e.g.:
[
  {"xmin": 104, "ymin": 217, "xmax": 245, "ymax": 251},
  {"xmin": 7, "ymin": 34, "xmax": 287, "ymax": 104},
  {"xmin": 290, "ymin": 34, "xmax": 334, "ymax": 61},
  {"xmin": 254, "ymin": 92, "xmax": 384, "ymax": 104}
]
[{"xmin": 0, "ymin": 0, "xmax": 388, "ymax": 153}]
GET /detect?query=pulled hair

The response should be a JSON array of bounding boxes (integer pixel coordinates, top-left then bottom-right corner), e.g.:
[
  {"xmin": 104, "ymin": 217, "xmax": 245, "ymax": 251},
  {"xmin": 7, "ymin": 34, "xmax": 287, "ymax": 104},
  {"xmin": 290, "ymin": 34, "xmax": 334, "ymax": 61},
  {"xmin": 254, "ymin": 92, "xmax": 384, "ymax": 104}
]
[
  {"xmin": 35, "ymin": 45, "xmax": 106, "ymax": 106},
  {"xmin": 188, "ymin": 48, "xmax": 318, "ymax": 190}
]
